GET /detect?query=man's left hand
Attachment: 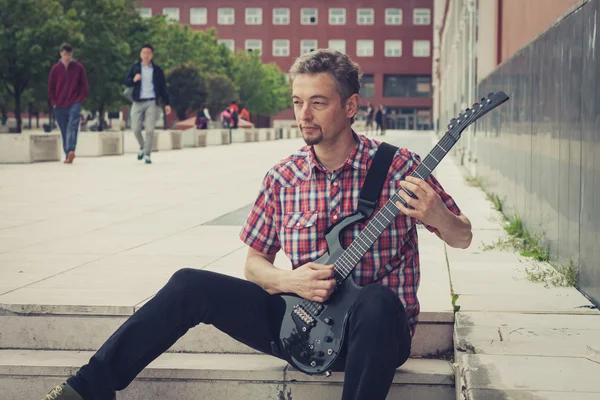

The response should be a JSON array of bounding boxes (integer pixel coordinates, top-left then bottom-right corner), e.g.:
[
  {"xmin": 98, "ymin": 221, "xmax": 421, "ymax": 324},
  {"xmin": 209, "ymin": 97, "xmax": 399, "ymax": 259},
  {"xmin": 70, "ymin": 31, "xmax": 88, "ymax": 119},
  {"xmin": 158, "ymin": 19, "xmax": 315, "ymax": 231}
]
[
  {"xmin": 165, "ymin": 105, "xmax": 172, "ymax": 115},
  {"xmin": 396, "ymin": 176, "xmax": 450, "ymax": 229}
]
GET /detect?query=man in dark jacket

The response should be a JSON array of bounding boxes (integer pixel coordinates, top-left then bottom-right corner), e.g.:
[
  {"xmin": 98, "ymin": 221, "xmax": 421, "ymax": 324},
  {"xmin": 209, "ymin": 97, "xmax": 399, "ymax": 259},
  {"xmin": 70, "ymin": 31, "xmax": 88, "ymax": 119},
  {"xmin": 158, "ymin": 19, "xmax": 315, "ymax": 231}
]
[
  {"xmin": 124, "ymin": 44, "xmax": 171, "ymax": 164},
  {"xmin": 48, "ymin": 43, "xmax": 88, "ymax": 164}
]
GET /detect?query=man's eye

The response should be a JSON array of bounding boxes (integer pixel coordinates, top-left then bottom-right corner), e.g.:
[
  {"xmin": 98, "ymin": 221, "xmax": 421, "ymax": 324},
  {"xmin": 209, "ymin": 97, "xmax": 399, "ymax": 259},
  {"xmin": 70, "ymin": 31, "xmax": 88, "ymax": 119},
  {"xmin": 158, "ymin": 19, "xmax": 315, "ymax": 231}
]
[
  {"xmin": 293, "ymin": 101, "xmax": 301, "ymax": 105},
  {"xmin": 313, "ymin": 102, "xmax": 324, "ymax": 105}
]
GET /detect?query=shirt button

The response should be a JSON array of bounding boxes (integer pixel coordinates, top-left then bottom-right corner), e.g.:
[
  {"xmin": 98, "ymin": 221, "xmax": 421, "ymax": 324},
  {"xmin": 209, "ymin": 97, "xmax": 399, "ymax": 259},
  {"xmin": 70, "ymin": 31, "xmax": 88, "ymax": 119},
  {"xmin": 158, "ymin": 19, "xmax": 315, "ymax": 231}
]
[
  {"xmin": 333, "ymin": 215, "xmax": 338, "ymax": 220},
  {"xmin": 333, "ymin": 182, "xmax": 338, "ymax": 187},
  {"xmin": 296, "ymin": 222, "xmax": 301, "ymax": 227}
]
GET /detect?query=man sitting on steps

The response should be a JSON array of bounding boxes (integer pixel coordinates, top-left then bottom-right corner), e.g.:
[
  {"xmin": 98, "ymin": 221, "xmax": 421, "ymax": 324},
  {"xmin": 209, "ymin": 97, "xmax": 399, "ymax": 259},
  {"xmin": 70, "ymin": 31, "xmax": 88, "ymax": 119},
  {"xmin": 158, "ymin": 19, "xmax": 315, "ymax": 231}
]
[{"xmin": 42, "ymin": 49, "xmax": 472, "ymax": 400}]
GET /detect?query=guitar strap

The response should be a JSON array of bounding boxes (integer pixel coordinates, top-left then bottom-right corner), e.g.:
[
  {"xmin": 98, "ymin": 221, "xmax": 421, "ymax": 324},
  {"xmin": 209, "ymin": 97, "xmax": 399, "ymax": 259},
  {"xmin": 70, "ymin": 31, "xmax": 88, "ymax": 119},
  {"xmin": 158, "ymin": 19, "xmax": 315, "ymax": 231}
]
[{"xmin": 356, "ymin": 142, "xmax": 399, "ymax": 219}]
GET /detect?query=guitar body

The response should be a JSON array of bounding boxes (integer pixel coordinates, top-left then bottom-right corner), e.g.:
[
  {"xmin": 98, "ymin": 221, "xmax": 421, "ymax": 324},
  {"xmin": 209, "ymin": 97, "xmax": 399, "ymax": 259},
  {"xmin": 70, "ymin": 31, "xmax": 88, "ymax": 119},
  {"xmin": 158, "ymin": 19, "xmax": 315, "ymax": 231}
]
[{"xmin": 277, "ymin": 213, "xmax": 364, "ymax": 375}]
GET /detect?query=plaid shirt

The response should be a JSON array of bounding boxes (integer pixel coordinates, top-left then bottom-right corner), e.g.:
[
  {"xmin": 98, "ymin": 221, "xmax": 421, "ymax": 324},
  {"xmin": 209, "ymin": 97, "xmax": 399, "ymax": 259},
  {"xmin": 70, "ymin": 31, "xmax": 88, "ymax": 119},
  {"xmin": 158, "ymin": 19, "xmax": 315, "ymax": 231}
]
[{"xmin": 240, "ymin": 133, "xmax": 461, "ymax": 335}]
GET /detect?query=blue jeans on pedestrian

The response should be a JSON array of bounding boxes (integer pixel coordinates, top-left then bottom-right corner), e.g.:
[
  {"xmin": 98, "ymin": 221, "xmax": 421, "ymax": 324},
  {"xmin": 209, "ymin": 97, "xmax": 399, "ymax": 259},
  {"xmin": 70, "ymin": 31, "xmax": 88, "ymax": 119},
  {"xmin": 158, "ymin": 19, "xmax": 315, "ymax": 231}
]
[{"xmin": 54, "ymin": 102, "xmax": 81, "ymax": 155}]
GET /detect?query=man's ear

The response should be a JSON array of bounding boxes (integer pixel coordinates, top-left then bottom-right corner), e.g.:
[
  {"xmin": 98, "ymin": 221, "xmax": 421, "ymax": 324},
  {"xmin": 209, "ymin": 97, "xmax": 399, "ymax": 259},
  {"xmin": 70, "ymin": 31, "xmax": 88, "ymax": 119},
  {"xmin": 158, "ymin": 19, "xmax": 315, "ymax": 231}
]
[{"xmin": 346, "ymin": 94, "xmax": 360, "ymax": 119}]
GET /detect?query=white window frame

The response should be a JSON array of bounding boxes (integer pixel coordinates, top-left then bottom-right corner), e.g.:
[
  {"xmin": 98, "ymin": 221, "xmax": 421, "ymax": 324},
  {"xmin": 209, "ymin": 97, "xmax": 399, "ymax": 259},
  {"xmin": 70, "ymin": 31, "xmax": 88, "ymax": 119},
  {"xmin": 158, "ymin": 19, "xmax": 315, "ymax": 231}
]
[
  {"xmin": 218, "ymin": 8, "xmax": 235, "ymax": 25},
  {"xmin": 413, "ymin": 8, "xmax": 431, "ymax": 25},
  {"xmin": 137, "ymin": 8, "xmax": 152, "ymax": 19},
  {"xmin": 385, "ymin": 8, "xmax": 403, "ymax": 25},
  {"xmin": 190, "ymin": 8, "xmax": 207, "ymax": 25},
  {"xmin": 329, "ymin": 8, "xmax": 346, "ymax": 25},
  {"xmin": 413, "ymin": 40, "xmax": 431, "ymax": 57},
  {"xmin": 356, "ymin": 40, "xmax": 374, "ymax": 57},
  {"xmin": 245, "ymin": 39, "xmax": 262, "ymax": 54},
  {"xmin": 218, "ymin": 39, "xmax": 235, "ymax": 52},
  {"xmin": 301, "ymin": 8, "xmax": 318, "ymax": 25},
  {"xmin": 328, "ymin": 39, "xmax": 346, "ymax": 54},
  {"xmin": 273, "ymin": 8, "xmax": 290, "ymax": 25},
  {"xmin": 273, "ymin": 39, "xmax": 290, "ymax": 57},
  {"xmin": 357, "ymin": 8, "xmax": 374, "ymax": 25},
  {"xmin": 163, "ymin": 7, "xmax": 180, "ymax": 22},
  {"xmin": 246, "ymin": 8, "xmax": 262, "ymax": 25},
  {"xmin": 301, "ymin": 39, "xmax": 318, "ymax": 54},
  {"xmin": 385, "ymin": 40, "xmax": 402, "ymax": 57}
]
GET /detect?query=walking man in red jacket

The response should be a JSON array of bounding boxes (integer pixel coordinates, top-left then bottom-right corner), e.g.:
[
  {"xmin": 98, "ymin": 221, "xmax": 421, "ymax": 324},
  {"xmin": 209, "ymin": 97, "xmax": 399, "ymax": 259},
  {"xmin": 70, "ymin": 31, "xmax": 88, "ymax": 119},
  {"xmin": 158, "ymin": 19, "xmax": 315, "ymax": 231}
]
[{"xmin": 48, "ymin": 43, "xmax": 89, "ymax": 164}]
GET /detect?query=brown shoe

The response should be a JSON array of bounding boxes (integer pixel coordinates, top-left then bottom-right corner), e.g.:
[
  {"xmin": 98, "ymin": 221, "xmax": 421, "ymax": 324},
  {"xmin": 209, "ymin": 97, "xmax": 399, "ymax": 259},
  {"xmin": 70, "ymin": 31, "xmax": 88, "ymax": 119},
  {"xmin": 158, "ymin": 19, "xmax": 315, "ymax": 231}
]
[{"xmin": 65, "ymin": 151, "xmax": 75, "ymax": 164}]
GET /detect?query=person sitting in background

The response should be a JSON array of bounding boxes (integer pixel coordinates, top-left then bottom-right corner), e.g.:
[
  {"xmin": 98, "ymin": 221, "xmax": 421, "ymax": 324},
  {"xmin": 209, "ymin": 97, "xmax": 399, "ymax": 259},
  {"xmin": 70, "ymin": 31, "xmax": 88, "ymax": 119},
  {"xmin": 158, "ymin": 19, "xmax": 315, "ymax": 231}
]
[
  {"xmin": 240, "ymin": 106, "xmax": 250, "ymax": 121},
  {"xmin": 220, "ymin": 108, "xmax": 232, "ymax": 129}
]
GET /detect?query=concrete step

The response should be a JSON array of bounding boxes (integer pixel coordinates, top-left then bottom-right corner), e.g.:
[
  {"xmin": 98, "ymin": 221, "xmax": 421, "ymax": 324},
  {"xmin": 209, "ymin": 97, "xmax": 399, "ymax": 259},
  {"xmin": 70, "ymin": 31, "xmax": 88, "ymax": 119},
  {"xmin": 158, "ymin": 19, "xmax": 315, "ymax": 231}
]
[
  {"xmin": 0, "ymin": 312, "xmax": 453, "ymax": 358},
  {"xmin": 0, "ymin": 350, "xmax": 455, "ymax": 400}
]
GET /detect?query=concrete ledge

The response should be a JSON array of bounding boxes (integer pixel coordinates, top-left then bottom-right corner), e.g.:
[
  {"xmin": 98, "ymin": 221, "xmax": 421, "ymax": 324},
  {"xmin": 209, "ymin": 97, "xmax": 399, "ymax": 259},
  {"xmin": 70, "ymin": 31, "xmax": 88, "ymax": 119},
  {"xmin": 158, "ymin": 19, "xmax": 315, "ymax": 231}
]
[
  {"xmin": 0, "ymin": 132, "xmax": 61, "ymax": 163},
  {"xmin": 181, "ymin": 127, "xmax": 196, "ymax": 148},
  {"xmin": 123, "ymin": 130, "xmax": 159, "ymax": 153},
  {"xmin": 0, "ymin": 350, "xmax": 454, "ymax": 400},
  {"xmin": 0, "ymin": 312, "xmax": 453, "ymax": 357},
  {"xmin": 76, "ymin": 132, "xmax": 123, "ymax": 157},
  {"xmin": 195, "ymin": 129, "xmax": 230, "ymax": 147}
]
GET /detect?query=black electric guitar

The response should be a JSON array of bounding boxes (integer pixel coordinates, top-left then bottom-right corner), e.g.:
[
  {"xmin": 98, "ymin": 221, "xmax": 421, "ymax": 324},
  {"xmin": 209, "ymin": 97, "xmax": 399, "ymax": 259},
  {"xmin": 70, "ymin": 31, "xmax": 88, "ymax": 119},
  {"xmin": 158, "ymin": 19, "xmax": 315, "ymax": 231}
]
[{"xmin": 275, "ymin": 91, "xmax": 510, "ymax": 375}]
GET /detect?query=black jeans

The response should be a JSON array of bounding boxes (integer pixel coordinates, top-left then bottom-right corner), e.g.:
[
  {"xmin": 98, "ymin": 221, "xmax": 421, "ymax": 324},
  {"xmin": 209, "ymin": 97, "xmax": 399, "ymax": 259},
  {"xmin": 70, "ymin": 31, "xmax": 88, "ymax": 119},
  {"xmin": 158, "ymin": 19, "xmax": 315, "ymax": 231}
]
[{"xmin": 67, "ymin": 269, "xmax": 412, "ymax": 400}]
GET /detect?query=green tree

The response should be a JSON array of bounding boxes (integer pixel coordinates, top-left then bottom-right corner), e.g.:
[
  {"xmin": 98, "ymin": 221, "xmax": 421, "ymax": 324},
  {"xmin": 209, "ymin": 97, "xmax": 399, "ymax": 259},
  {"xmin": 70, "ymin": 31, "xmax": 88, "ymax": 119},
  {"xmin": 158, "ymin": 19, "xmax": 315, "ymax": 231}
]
[
  {"xmin": 232, "ymin": 52, "xmax": 290, "ymax": 117},
  {"xmin": 205, "ymin": 73, "xmax": 237, "ymax": 118},
  {"xmin": 61, "ymin": 0, "xmax": 139, "ymax": 131},
  {"xmin": 0, "ymin": 0, "xmax": 81, "ymax": 133},
  {"xmin": 166, "ymin": 65, "xmax": 207, "ymax": 121}
]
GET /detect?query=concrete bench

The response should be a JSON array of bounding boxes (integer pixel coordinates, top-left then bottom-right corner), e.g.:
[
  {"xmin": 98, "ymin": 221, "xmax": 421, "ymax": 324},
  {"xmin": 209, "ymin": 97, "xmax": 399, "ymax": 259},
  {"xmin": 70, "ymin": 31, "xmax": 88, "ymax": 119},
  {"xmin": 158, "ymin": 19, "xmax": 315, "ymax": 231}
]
[
  {"xmin": 76, "ymin": 131, "xmax": 123, "ymax": 157},
  {"xmin": 0, "ymin": 132, "xmax": 61, "ymax": 163}
]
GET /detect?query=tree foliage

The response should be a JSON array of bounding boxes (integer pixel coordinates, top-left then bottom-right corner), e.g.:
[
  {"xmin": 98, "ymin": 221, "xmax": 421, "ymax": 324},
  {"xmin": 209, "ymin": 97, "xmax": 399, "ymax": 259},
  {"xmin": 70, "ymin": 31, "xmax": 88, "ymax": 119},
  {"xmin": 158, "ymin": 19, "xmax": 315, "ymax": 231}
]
[
  {"xmin": 166, "ymin": 65, "xmax": 207, "ymax": 121},
  {"xmin": 205, "ymin": 74, "xmax": 237, "ymax": 118}
]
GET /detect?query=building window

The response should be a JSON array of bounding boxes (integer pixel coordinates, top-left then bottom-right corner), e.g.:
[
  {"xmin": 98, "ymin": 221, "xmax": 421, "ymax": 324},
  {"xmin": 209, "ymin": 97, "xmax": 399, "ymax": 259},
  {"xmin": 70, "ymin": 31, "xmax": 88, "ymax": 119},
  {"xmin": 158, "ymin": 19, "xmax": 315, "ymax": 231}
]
[
  {"xmin": 190, "ymin": 8, "xmax": 207, "ymax": 25},
  {"xmin": 137, "ymin": 8, "xmax": 152, "ymax": 19},
  {"xmin": 273, "ymin": 39, "xmax": 290, "ymax": 56},
  {"xmin": 328, "ymin": 40, "xmax": 346, "ymax": 54},
  {"xmin": 163, "ymin": 8, "xmax": 179, "ymax": 22},
  {"xmin": 385, "ymin": 8, "xmax": 402, "ymax": 25},
  {"xmin": 360, "ymin": 74, "xmax": 374, "ymax": 98},
  {"xmin": 383, "ymin": 75, "xmax": 431, "ymax": 97},
  {"xmin": 301, "ymin": 8, "xmax": 318, "ymax": 25},
  {"xmin": 218, "ymin": 39, "xmax": 235, "ymax": 52},
  {"xmin": 385, "ymin": 40, "xmax": 402, "ymax": 57},
  {"xmin": 413, "ymin": 40, "xmax": 431, "ymax": 57},
  {"xmin": 218, "ymin": 8, "xmax": 234, "ymax": 25},
  {"xmin": 329, "ymin": 8, "xmax": 346, "ymax": 25},
  {"xmin": 273, "ymin": 8, "xmax": 290, "ymax": 25},
  {"xmin": 357, "ymin": 8, "xmax": 374, "ymax": 25},
  {"xmin": 246, "ymin": 8, "xmax": 262, "ymax": 25},
  {"xmin": 246, "ymin": 39, "xmax": 262, "ymax": 54},
  {"xmin": 356, "ymin": 40, "xmax": 374, "ymax": 57},
  {"xmin": 301, "ymin": 40, "xmax": 317, "ymax": 54},
  {"xmin": 413, "ymin": 8, "xmax": 431, "ymax": 25}
]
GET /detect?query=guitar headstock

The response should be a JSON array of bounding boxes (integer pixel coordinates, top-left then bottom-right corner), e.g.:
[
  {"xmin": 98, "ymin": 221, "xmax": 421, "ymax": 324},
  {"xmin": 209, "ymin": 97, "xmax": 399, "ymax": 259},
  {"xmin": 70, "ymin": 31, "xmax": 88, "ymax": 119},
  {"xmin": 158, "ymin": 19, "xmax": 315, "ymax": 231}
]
[{"xmin": 446, "ymin": 91, "xmax": 510, "ymax": 141}]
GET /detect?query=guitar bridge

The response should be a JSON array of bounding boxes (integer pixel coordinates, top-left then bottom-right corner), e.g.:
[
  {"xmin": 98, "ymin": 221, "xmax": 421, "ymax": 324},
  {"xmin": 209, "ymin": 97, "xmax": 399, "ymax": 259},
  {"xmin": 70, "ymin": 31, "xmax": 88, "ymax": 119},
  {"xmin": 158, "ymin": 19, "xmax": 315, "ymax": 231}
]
[{"xmin": 292, "ymin": 305, "xmax": 316, "ymax": 332}]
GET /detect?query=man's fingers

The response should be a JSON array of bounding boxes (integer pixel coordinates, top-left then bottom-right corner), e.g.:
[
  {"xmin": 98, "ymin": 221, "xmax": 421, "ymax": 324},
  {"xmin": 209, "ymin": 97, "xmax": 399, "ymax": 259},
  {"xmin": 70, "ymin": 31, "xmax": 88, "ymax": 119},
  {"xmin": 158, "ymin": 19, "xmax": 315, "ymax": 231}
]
[
  {"xmin": 313, "ymin": 269, "xmax": 335, "ymax": 280},
  {"xmin": 314, "ymin": 279, "xmax": 336, "ymax": 290}
]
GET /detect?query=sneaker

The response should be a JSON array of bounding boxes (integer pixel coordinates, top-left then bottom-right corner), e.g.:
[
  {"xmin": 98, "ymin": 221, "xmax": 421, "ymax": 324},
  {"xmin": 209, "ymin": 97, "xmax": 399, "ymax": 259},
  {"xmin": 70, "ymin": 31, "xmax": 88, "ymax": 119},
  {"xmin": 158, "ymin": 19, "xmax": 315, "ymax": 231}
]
[
  {"xmin": 137, "ymin": 151, "xmax": 144, "ymax": 160},
  {"xmin": 42, "ymin": 383, "xmax": 83, "ymax": 400},
  {"xmin": 144, "ymin": 155, "xmax": 152, "ymax": 164}
]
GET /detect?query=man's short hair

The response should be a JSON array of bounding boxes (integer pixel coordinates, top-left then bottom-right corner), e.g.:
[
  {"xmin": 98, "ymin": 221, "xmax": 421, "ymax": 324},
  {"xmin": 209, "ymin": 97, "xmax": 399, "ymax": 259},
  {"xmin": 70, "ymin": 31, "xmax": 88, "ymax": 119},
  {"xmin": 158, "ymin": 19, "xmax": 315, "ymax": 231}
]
[
  {"xmin": 59, "ymin": 43, "xmax": 73, "ymax": 53},
  {"xmin": 141, "ymin": 44, "xmax": 154, "ymax": 52},
  {"xmin": 288, "ymin": 49, "xmax": 361, "ymax": 105}
]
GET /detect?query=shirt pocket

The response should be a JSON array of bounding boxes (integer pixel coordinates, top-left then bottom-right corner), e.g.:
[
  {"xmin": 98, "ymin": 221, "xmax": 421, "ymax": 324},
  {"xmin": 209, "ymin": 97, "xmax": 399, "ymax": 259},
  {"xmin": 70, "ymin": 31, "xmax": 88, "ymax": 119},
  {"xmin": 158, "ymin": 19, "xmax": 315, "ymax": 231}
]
[{"xmin": 281, "ymin": 210, "xmax": 320, "ymax": 266}]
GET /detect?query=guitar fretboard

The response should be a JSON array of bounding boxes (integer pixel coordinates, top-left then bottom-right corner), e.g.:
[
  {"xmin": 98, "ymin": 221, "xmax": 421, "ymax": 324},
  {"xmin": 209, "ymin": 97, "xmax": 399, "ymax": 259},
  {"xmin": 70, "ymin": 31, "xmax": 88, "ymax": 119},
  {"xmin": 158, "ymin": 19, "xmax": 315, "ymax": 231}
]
[{"xmin": 332, "ymin": 134, "xmax": 458, "ymax": 282}]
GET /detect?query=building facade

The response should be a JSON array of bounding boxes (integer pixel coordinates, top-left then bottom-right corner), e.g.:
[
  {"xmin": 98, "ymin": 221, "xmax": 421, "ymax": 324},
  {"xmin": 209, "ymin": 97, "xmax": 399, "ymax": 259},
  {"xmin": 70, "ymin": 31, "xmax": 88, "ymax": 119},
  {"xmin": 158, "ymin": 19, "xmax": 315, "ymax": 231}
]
[{"xmin": 138, "ymin": 0, "xmax": 434, "ymax": 129}]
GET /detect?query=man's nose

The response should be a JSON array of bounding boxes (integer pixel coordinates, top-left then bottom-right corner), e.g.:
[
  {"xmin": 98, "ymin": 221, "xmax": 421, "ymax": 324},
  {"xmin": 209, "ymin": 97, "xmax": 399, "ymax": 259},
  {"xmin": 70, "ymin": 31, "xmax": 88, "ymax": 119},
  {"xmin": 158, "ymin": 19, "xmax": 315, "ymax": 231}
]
[{"xmin": 299, "ymin": 104, "xmax": 313, "ymax": 121}]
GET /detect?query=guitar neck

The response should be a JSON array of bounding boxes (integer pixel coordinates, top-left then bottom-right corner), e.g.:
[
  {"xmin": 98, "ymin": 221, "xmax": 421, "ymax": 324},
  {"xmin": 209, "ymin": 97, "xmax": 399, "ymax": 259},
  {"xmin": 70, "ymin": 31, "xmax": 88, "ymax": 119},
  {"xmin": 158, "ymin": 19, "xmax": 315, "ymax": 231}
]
[{"xmin": 333, "ymin": 134, "xmax": 458, "ymax": 281}]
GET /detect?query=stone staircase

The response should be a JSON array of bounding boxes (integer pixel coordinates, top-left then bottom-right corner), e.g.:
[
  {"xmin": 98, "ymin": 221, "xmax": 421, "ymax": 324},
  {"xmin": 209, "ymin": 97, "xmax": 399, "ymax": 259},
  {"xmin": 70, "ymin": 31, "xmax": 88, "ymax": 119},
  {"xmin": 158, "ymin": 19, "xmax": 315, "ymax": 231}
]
[{"xmin": 0, "ymin": 310, "xmax": 455, "ymax": 399}]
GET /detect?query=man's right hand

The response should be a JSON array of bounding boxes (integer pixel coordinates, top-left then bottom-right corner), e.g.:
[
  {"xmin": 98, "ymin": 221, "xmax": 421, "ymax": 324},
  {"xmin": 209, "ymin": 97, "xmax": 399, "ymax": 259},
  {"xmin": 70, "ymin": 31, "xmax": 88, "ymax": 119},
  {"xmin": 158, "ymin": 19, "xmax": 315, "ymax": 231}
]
[
  {"xmin": 133, "ymin": 73, "xmax": 142, "ymax": 82},
  {"xmin": 288, "ymin": 263, "xmax": 336, "ymax": 303}
]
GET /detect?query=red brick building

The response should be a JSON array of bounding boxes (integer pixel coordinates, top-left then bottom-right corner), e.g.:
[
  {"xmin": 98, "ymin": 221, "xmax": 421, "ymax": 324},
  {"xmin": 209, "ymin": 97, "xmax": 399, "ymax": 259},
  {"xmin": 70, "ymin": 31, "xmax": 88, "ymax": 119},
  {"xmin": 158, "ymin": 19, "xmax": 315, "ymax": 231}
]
[{"xmin": 138, "ymin": 0, "xmax": 434, "ymax": 129}]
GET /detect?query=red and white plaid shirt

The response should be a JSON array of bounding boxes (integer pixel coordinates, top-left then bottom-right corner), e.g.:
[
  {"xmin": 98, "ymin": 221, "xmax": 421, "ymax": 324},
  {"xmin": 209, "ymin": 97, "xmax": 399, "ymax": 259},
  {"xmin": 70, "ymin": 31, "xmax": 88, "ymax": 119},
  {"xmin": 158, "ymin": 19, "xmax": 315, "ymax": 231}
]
[{"xmin": 240, "ymin": 133, "xmax": 461, "ymax": 335}]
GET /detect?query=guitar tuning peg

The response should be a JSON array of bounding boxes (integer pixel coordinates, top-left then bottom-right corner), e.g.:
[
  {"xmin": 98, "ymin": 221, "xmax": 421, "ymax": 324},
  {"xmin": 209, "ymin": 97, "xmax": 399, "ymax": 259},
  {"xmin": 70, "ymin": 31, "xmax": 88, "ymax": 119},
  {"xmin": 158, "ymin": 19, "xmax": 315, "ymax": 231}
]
[
  {"xmin": 487, "ymin": 92, "xmax": 494, "ymax": 97},
  {"xmin": 481, "ymin": 97, "xmax": 486, "ymax": 102}
]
